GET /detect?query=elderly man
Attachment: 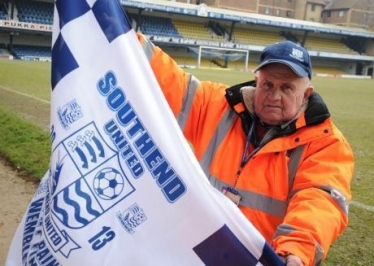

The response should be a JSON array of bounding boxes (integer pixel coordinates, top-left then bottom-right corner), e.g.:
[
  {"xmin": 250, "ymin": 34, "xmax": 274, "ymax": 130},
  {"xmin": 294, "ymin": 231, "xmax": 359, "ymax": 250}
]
[{"xmin": 137, "ymin": 34, "xmax": 354, "ymax": 266}]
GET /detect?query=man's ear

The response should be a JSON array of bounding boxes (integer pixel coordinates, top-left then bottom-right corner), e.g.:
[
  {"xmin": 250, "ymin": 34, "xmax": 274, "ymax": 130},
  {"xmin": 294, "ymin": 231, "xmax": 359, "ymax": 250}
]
[{"xmin": 304, "ymin": 86, "xmax": 314, "ymax": 100}]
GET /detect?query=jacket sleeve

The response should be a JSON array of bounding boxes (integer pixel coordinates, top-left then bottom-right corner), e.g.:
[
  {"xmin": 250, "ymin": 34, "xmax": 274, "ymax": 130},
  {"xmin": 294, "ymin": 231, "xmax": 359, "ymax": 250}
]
[
  {"xmin": 136, "ymin": 33, "xmax": 229, "ymax": 159},
  {"xmin": 136, "ymin": 32, "xmax": 190, "ymax": 117},
  {"xmin": 272, "ymin": 122, "xmax": 354, "ymax": 265}
]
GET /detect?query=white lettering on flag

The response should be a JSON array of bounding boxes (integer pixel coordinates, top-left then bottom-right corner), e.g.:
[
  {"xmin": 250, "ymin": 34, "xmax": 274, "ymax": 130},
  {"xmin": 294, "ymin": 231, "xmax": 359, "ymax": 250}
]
[{"xmin": 6, "ymin": 0, "xmax": 283, "ymax": 265}]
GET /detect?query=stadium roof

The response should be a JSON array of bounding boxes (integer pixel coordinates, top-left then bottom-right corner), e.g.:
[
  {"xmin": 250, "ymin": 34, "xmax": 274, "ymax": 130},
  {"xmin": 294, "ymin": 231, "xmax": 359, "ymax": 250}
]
[
  {"xmin": 324, "ymin": 0, "xmax": 359, "ymax": 10},
  {"xmin": 121, "ymin": 0, "xmax": 374, "ymax": 37},
  {"xmin": 306, "ymin": 0, "xmax": 328, "ymax": 5}
]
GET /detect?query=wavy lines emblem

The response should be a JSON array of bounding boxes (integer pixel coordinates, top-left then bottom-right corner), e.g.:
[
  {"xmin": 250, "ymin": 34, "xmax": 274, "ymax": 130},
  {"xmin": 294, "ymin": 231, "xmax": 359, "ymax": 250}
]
[
  {"xmin": 63, "ymin": 122, "xmax": 115, "ymax": 175},
  {"xmin": 53, "ymin": 178, "xmax": 103, "ymax": 229}
]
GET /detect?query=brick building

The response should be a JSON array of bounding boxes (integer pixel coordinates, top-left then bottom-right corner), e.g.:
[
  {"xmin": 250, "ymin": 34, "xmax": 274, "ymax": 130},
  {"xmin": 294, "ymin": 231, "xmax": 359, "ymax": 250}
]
[{"xmin": 172, "ymin": 0, "xmax": 374, "ymax": 30}]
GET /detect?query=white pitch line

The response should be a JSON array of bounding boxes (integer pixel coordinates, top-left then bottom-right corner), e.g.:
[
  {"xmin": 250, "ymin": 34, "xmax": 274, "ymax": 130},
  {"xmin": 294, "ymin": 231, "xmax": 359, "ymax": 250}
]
[
  {"xmin": 0, "ymin": 85, "xmax": 50, "ymax": 104},
  {"xmin": 351, "ymin": 201, "xmax": 374, "ymax": 212}
]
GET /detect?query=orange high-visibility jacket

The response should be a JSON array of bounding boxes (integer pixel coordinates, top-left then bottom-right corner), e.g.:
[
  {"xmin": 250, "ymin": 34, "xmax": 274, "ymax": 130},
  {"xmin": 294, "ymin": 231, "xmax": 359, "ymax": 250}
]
[{"xmin": 137, "ymin": 33, "xmax": 354, "ymax": 265}]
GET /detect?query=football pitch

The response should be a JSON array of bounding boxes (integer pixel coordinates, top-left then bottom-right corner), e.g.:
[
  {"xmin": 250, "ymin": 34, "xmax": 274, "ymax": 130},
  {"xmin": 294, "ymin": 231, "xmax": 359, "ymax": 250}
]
[{"xmin": 0, "ymin": 60, "xmax": 373, "ymax": 265}]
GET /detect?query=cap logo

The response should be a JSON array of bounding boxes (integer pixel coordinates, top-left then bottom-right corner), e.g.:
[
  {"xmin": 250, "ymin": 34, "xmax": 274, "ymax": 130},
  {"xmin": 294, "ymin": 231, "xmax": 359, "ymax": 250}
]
[
  {"xmin": 254, "ymin": 41, "xmax": 312, "ymax": 78},
  {"xmin": 290, "ymin": 48, "xmax": 304, "ymax": 62}
]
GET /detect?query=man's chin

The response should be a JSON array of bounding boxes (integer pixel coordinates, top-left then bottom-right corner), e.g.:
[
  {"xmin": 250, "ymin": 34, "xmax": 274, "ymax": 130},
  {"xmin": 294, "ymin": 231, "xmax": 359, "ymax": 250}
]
[{"xmin": 258, "ymin": 116, "xmax": 283, "ymax": 126}]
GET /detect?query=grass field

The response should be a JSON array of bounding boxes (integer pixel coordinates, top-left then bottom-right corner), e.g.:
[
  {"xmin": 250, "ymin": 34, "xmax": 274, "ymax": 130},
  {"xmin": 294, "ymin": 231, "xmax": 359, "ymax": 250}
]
[{"xmin": 0, "ymin": 60, "xmax": 373, "ymax": 265}]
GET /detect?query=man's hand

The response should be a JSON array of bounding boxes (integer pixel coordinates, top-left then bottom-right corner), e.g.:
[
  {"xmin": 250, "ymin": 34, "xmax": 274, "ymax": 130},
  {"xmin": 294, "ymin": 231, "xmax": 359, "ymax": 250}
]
[{"xmin": 281, "ymin": 254, "xmax": 303, "ymax": 266}]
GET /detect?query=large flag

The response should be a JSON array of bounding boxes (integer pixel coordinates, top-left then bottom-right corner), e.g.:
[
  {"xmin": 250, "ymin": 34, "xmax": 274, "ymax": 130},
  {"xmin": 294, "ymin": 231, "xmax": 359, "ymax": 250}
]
[{"xmin": 6, "ymin": 1, "xmax": 283, "ymax": 265}]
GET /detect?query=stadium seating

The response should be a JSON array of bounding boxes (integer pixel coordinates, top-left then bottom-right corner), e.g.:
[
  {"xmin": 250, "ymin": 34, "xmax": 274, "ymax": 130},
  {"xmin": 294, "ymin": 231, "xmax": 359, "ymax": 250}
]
[
  {"xmin": 0, "ymin": 11, "xmax": 6, "ymax": 20},
  {"xmin": 231, "ymin": 27, "xmax": 283, "ymax": 46},
  {"xmin": 2, "ymin": 0, "xmax": 364, "ymax": 75},
  {"xmin": 304, "ymin": 36, "xmax": 357, "ymax": 54},
  {"xmin": 173, "ymin": 19, "xmax": 226, "ymax": 42},
  {"xmin": 139, "ymin": 16, "xmax": 181, "ymax": 38},
  {"xmin": 12, "ymin": 44, "xmax": 51, "ymax": 59},
  {"xmin": 16, "ymin": 0, "xmax": 53, "ymax": 25},
  {"xmin": 0, "ymin": 0, "xmax": 8, "ymax": 20}
]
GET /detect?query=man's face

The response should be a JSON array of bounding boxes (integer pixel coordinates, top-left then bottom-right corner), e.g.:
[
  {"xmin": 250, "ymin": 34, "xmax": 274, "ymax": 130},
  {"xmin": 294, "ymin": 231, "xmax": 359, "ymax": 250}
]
[{"xmin": 254, "ymin": 63, "xmax": 313, "ymax": 125}]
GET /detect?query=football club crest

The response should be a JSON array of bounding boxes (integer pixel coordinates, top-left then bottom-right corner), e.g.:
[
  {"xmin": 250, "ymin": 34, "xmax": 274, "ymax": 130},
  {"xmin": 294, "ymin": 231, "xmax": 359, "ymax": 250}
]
[{"xmin": 51, "ymin": 122, "xmax": 135, "ymax": 229}]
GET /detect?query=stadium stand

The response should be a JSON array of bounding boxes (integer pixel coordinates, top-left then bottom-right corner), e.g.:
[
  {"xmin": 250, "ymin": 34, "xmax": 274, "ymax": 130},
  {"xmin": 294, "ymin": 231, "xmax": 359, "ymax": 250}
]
[
  {"xmin": 304, "ymin": 36, "xmax": 358, "ymax": 55},
  {"xmin": 173, "ymin": 19, "xmax": 226, "ymax": 42},
  {"xmin": 0, "ymin": 0, "xmax": 7, "ymax": 20},
  {"xmin": 231, "ymin": 26, "xmax": 284, "ymax": 46},
  {"xmin": 139, "ymin": 16, "xmax": 181, "ymax": 38},
  {"xmin": 16, "ymin": 0, "xmax": 53, "ymax": 25},
  {"xmin": 132, "ymin": 13, "xmax": 362, "ymax": 73},
  {"xmin": 1, "ymin": 0, "xmax": 374, "ymax": 76},
  {"xmin": 12, "ymin": 44, "xmax": 51, "ymax": 59}
]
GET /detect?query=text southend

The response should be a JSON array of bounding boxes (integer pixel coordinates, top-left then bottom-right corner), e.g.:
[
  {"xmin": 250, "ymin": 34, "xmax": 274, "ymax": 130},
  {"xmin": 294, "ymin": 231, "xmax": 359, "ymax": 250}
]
[{"xmin": 97, "ymin": 70, "xmax": 186, "ymax": 203}]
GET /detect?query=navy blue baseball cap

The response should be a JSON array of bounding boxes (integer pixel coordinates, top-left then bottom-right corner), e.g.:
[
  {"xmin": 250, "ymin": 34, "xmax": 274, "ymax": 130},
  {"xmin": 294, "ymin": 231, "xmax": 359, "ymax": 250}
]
[{"xmin": 254, "ymin": 41, "xmax": 312, "ymax": 79}]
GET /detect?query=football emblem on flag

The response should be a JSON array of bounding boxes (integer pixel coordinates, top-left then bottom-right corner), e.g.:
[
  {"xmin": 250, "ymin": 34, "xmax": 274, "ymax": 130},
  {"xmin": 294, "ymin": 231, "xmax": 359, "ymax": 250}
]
[{"xmin": 93, "ymin": 167, "xmax": 124, "ymax": 200}]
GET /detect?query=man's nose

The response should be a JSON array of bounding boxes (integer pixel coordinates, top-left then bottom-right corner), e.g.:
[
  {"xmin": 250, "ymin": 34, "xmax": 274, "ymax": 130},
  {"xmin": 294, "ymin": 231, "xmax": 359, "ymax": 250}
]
[{"xmin": 268, "ymin": 88, "xmax": 282, "ymax": 100}]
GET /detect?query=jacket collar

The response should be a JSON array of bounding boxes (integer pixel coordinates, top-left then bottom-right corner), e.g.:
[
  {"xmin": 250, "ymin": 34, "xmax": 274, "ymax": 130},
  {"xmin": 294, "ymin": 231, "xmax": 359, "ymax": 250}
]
[{"xmin": 225, "ymin": 80, "xmax": 331, "ymax": 136}]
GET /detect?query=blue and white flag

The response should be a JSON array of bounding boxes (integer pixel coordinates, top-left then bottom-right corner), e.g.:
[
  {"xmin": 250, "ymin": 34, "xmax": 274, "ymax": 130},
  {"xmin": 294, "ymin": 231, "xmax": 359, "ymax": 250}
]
[{"xmin": 6, "ymin": 1, "xmax": 283, "ymax": 265}]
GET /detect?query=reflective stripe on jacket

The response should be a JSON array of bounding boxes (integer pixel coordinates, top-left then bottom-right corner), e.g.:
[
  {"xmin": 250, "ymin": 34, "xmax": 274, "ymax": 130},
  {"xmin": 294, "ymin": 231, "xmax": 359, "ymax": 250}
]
[{"xmin": 137, "ymin": 33, "xmax": 354, "ymax": 266}]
